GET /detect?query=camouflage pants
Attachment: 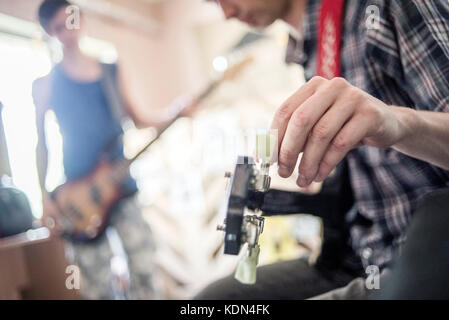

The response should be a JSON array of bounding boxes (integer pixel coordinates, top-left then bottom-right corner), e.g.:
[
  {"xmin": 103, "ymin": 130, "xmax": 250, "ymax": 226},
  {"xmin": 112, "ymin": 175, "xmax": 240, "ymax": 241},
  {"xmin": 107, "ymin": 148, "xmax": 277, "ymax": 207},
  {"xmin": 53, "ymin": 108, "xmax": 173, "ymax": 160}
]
[{"xmin": 65, "ymin": 196, "xmax": 159, "ymax": 300}]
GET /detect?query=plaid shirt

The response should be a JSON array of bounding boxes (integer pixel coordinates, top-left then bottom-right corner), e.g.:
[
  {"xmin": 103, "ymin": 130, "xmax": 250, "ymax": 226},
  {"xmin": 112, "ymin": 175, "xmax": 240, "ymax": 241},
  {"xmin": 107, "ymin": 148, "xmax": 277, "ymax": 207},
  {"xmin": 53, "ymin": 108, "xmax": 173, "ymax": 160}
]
[{"xmin": 286, "ymin": 0, "xmax": 449, "ymax": 269}]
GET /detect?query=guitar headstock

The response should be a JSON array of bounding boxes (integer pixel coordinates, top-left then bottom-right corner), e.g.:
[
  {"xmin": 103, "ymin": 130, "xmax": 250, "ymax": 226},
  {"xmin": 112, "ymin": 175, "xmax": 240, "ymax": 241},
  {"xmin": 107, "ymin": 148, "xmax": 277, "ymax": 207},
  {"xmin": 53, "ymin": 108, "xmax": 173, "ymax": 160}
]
[
  {"xmin": 217, "ymin": 156, "xmax": 270, "ymax": 255},
  {"xmin": 217, "ymin": 131, "xmax": 276, "ymax": 256}
]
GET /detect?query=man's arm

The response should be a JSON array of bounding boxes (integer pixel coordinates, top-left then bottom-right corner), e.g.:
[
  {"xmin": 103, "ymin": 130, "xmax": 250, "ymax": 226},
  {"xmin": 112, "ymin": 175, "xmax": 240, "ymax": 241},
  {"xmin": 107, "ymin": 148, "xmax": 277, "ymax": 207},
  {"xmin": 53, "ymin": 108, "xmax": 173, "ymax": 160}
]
[
  {"xmin": 271, "ymin": 0, "xmax": 449, "ymax": 187},
  {"xmin": 386, "ymin": 0, "xmax": 449, "ymax": 171},
  {"xmin": 392, "ymin": 108, "xmax": 449, "ymax": 171},
  {"xmin": 271, "ymin": 76, "xmax": 449, "ymax": 188}
]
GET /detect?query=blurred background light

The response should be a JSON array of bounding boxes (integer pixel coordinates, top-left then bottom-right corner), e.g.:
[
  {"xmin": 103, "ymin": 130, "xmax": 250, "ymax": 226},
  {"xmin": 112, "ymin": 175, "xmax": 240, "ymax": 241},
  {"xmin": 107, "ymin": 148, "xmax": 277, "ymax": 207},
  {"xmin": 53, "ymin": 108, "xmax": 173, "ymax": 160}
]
[{"xmin": 212, "ymin": 55, "xmax": 228, "ymax": 73}]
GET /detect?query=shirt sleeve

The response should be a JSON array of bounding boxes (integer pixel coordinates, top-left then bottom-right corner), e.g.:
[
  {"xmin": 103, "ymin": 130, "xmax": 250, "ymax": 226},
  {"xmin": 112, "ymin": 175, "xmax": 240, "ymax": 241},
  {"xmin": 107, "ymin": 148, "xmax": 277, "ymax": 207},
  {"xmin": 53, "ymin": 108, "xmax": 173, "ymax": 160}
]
[{"xmin": 390, "ymin": 0, "xmax": 449, "ymax": 113}]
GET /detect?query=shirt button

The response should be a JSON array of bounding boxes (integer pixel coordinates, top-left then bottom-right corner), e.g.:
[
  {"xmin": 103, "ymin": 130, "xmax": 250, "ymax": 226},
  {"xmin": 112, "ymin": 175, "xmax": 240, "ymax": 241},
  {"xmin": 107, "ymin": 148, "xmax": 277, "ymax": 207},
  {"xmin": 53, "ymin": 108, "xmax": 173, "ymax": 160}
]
[{"xmin": 362, "ymin": 247, "xmax": 373, "ymax": 260}]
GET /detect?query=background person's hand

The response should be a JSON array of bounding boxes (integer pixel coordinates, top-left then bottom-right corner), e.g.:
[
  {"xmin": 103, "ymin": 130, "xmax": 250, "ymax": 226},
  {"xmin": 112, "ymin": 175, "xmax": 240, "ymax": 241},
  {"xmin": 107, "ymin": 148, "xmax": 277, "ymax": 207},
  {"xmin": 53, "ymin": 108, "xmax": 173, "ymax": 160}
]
[
  {"xmin": 271, "ymin": 76, "xmax": 412, "ymax": 187},
  {"xmin": 179, "ymin": 99, "xmax": 199, "ymax": 118},
  {"xmin": 172, "ymin": 95, "xmax": 199, "ymax": 118}
]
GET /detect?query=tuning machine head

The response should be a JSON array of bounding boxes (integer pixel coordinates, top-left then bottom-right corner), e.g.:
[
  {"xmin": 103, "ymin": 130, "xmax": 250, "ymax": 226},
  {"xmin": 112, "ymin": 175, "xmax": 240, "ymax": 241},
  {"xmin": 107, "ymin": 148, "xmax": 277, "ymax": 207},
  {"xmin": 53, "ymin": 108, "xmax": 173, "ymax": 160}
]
[{"xmin": 217, "ymin": 156, "xmax": 272, "ymax": 255}]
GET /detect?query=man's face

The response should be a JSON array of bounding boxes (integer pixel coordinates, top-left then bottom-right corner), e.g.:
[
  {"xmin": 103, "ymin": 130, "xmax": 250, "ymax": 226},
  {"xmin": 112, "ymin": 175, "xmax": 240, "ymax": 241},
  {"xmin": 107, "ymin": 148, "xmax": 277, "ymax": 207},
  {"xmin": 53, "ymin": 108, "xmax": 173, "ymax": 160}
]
[
  {"xmin": 47, "ymin": 6, "xmax": 81, "ymax": 49},
  {"xmin": 215, "ymin": 0, "xmax": 290, "ymax": 29}
]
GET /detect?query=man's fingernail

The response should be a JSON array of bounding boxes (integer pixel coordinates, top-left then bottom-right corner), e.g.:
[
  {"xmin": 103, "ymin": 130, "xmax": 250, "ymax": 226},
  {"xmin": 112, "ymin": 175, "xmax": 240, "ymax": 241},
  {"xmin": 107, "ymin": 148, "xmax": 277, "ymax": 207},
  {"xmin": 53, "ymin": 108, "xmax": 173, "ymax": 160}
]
[
  {"xmin": 278, "ymin": 165, "xmax": 289, "ymax": 177},
  {"xmin": 297, "ymin": 174, "xmax": 307, "ymax": 187}
]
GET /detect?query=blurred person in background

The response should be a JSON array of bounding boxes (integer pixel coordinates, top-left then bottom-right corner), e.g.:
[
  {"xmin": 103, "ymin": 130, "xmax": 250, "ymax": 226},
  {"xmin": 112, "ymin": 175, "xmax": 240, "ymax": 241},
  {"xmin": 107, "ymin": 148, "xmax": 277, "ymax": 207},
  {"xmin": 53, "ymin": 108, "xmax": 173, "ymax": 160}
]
[
  {"xmin": 196, "ymin": 0, "xmax": 449, "ymax": 299},
  {"xmin": 33, "ymin": 0, "xmax": 194, "ymax": 299}
]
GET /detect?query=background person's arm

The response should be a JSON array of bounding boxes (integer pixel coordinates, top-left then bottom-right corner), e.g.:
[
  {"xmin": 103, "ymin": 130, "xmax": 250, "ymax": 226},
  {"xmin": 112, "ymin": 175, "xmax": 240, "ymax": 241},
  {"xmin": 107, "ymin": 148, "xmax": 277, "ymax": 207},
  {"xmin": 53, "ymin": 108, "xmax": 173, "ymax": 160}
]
[
  {"xmin": 32, "ymin": 77, "xmax": 62, "ymax": 231},
  {"xmin": 33, "ymin": 77, "xmax": 50, "ymax": 193}
]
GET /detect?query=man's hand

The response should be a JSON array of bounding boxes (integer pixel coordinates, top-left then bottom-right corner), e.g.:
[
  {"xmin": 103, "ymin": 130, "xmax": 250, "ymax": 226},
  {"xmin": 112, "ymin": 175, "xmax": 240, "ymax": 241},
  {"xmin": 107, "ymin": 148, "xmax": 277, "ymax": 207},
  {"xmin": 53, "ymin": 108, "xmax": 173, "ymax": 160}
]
[
  {"xmin": 42, "ymin": 192, "xmax": 63, "ymax": 235},
  {"xmin": 271, "ymin": 76, "xmax": 412, "ymax": 187}
]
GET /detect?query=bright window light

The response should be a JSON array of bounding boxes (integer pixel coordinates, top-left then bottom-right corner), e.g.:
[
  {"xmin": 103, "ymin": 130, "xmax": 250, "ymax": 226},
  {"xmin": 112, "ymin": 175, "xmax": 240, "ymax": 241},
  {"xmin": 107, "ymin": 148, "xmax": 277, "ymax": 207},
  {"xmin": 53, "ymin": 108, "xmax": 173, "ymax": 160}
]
[{"xmin": 0, "ymin": 33, "xmax": 62, "ymax": 218}]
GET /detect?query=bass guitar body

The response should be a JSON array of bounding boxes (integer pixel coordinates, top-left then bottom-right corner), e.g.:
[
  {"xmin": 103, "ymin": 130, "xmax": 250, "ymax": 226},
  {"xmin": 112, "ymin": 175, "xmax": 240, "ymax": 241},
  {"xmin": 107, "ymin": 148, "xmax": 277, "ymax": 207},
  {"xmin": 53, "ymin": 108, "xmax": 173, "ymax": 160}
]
[{"xmin": 52, "ymin": 162, "xmax": 122, "ymax": 241}]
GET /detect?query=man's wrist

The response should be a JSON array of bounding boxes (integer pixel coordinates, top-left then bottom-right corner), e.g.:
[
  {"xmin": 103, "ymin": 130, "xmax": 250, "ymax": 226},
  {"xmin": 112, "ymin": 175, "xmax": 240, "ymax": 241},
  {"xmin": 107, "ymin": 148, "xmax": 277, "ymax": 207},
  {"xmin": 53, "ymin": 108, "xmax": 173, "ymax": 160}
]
[{"xmin": 392, "ymin": 106, "xmax": 423, "ymax": 151}]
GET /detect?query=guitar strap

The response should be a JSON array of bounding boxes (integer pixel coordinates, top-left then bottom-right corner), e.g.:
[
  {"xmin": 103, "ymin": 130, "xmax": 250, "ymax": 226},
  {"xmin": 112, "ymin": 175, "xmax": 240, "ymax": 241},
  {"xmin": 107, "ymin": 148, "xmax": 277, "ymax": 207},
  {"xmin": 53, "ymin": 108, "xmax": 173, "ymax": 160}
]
[
  {"xmin": 317, "ymin": 0, "xmax": 345, "ymax": 78},
  {"xmin": 100, "ymin": 63, "xmax": 132, "ymax": 129},
  {"xmin": 316, "ymin": 0, "xmax": 364, "ymax": 274},
  {"xmin": 99, "ymin": 63, "xmax": 134, "ymax": 157}
]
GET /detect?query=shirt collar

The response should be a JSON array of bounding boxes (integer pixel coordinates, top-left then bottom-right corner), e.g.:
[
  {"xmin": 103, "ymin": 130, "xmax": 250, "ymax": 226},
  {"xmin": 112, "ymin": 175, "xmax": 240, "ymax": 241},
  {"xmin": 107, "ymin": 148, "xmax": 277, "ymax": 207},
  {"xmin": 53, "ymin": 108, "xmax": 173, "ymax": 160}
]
[{"xmin": 285, "ymin": 0, "xmax": 320, "ymax": 65}]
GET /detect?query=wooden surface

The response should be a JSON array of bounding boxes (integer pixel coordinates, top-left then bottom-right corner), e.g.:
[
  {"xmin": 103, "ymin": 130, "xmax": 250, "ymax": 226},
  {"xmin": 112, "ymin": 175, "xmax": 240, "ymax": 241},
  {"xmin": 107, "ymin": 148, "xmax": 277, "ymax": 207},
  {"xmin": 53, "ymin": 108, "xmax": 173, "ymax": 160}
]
[{"xmin": 0, "ymin": 228, "xmax": 79, "ymax": 300}]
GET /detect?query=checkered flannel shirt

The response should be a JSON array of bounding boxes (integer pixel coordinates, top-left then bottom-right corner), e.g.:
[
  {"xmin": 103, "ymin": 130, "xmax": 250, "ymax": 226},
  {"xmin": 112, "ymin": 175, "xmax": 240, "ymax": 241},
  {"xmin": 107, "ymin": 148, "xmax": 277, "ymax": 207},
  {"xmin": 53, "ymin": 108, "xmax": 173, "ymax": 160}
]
[{"xmin": 286, "ymin": 0, "xmax": 449, "ymax": 268}]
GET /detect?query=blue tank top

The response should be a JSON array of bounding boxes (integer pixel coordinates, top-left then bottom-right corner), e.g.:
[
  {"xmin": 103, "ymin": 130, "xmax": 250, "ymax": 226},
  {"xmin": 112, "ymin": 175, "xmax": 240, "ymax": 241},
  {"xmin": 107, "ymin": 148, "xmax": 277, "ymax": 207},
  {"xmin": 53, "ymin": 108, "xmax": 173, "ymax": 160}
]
[{"xmin": 50, "ymin": 63, "xmax": 137, "ymax": 196}]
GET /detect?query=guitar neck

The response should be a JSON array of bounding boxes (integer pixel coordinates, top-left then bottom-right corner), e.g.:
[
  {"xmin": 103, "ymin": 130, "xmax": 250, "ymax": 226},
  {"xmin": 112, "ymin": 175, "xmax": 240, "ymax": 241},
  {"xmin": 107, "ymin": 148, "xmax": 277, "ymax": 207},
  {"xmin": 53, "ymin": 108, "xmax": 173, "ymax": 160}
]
[
  {"xmin": 127, "ymin": 78, "xmax": 222, "ymax": 165},
  {"xmin": 125, "ymin": 56, "xmax": 253, "ymax": 165}
]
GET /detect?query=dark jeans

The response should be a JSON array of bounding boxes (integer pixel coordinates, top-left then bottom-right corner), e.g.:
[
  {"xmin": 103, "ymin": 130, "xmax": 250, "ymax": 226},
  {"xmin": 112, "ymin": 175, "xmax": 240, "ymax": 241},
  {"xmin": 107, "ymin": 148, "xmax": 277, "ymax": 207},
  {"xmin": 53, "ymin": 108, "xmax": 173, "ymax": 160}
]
[
  {"xmin": 194, "ymin": 257, "xmax": 358, "ymax": 300},
  {"xmin": 375, "ymin": 188, "xmax": 449, "ymax": 299},
  {"xmin": 196, "ymin": 188, "xmax": 449, "ymax": 300}
]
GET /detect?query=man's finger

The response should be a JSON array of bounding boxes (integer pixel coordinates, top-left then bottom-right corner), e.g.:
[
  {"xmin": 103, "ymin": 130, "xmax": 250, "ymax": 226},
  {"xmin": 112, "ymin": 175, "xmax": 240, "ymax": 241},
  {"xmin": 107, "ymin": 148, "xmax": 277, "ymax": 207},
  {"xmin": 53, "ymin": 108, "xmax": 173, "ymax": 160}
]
[
  {"xmin": 277, "ymin": 83, "xmax": 341, "ymax": 177},
  {"xmin": 297, "ymin": 97, "xmax": 356, "ymax": 185},
  {"xmin": 270, "ymin": 76, "xmax": 326, "ymax": 155},
  {"xmin": 314, "ymin": 115, "xmax": 370, "ymax": 183}
]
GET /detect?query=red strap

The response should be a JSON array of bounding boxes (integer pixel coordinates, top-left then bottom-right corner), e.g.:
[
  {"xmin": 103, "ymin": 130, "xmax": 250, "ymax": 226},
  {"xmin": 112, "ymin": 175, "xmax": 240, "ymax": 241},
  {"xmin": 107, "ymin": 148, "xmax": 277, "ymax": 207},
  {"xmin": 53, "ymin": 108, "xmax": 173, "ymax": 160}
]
[{"xmin": 317, "ymin": 0, "xmax": 345, "ymax": 79}]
